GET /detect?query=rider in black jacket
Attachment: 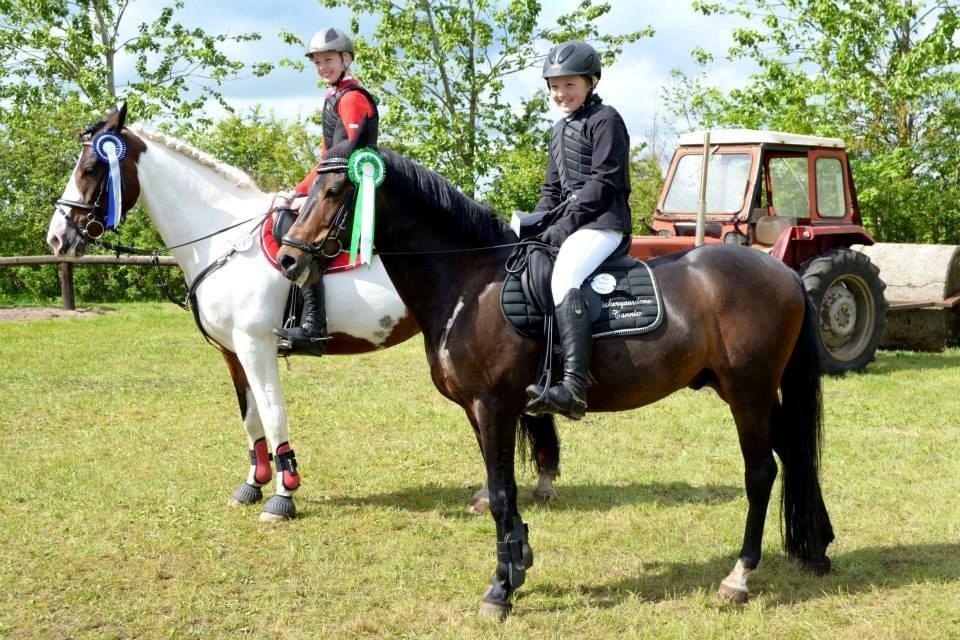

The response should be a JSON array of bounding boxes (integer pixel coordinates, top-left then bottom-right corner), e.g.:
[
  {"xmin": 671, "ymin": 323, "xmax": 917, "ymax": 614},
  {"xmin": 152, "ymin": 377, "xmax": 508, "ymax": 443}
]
[{"xmin": 525, "ymin": 40, "xmax": 633, "ymax": 420}]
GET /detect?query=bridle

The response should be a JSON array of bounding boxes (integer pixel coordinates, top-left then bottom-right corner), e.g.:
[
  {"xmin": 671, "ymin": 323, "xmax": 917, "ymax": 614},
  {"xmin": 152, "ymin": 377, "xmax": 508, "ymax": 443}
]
[
  {"xmin": 55, "ymin": 140, "xmax": 112, "ymax": 241},
  {"xmin": 279, "ymin": 156, "xmax": 356, "ymax": 259}
]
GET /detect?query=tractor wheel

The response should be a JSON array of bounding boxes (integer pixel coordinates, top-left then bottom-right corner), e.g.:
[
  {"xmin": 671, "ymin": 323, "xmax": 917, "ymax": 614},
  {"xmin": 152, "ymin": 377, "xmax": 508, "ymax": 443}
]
[{"xmin": 800, "ymin": 248, "xmax": 888, "ymax": 374}]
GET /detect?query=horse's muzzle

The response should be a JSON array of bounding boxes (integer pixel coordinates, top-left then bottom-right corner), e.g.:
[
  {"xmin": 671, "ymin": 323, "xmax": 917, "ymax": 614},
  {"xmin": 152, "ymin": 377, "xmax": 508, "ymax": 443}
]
[{"xmin": 276, "ymin": 246, "xmax": 311, "ymax": 285}]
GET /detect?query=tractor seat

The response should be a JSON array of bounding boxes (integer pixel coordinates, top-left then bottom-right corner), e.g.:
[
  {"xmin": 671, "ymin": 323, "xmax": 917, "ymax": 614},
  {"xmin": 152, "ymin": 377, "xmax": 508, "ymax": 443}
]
[{"xmin": 754, "ymin": 216, "xmax": 796, "ymax": 245}]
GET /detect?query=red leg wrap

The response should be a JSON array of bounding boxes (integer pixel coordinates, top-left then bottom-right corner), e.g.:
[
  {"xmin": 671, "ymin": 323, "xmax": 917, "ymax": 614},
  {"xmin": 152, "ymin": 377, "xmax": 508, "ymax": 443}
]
[
  {"xmin": 253, "ymin": 437, "xmax": 272, "ymax": 485},
  {"xmin": 275, "ymin": 442, "xmax": 301, "ymax": 491}
]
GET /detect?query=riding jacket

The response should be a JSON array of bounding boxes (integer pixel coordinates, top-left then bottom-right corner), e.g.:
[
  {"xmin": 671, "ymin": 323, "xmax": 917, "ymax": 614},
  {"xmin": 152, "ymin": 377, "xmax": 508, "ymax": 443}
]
[
  {"xmin": 294, "ymin": 76, "xmax": 379, "ymax": 195},
  {"xmin": 533, "ymin": 94, "xmax": 632, "ymax": 244}
]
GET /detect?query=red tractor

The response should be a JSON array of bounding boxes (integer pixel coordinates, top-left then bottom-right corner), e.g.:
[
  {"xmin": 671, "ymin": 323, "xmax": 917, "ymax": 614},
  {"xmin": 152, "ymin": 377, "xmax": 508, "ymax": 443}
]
[{"xmin": 628, "ymin": 130, "xmax": 887, "ymax": 374}]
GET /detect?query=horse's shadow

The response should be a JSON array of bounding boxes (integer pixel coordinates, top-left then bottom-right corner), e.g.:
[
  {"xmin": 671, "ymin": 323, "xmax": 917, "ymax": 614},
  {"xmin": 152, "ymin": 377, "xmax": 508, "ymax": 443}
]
[
  {"xmin": 300, "ymin": 480, "xmax": 742, "ymax": 518},
  {"xmin": 521, "ymin": 542, "xmax": 960, "ymax": 610}
]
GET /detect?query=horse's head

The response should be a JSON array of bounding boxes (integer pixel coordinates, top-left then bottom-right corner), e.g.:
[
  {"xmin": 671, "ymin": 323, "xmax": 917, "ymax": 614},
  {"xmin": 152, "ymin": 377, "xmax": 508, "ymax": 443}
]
[
  {"xmin": 46, "ymin": 103, "xmax": 146, "ymax": 256},
  {"xmin": 276, "ymin": 121, "xmax": 375, "ymax": 283}
]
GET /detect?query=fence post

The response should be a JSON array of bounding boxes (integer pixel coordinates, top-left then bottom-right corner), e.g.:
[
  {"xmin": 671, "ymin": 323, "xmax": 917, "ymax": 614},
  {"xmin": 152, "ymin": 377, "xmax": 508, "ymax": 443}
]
[{"xmin": 59, "ymin": 262, "xmax": 75, "ymax": 310}]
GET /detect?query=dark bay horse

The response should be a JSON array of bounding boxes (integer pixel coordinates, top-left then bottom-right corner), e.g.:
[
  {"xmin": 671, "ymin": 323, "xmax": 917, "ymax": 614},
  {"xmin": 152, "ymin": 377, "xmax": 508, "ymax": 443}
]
[{"xmin": 276, "ymin": 134, "xmax": 834, "ymax": 619}]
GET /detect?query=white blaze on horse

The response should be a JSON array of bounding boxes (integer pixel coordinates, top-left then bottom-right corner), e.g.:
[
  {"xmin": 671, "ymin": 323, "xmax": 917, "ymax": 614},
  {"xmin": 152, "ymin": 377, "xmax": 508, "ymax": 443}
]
[{"xmin": 45, "ymin": 104, "xmax": 559, "ymax": 521}]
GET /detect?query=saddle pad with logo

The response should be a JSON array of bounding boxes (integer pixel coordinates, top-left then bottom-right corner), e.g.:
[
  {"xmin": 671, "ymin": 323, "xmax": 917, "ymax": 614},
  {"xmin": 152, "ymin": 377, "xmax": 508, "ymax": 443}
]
[{"xmin": 500, "ymin": 251, "xmax": 665, "ymax": 339}]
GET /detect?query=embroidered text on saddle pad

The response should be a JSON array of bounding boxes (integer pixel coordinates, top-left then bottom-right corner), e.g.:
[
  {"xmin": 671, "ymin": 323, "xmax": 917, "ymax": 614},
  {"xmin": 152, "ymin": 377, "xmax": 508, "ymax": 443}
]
[{"xmin": 581, "ymin": 260, "xmax": 663, "ymax": 337}]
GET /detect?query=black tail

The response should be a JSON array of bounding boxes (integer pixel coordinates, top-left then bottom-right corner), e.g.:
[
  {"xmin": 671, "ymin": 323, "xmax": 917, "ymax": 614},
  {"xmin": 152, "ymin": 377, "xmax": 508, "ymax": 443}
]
[
  {"xmin": 774, "ymin": 291, "xmax": 834, "ymax": 564},
  {"xmin": 517, "ymin": 414, "xmax": 560, "ymax": 476}
]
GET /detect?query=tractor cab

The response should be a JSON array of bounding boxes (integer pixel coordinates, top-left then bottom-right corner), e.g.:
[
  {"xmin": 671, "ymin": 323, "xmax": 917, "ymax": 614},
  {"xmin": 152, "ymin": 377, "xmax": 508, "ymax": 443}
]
[{"xmin": 639, "ymin": 130, "xmax": 874, "ymax": 266}]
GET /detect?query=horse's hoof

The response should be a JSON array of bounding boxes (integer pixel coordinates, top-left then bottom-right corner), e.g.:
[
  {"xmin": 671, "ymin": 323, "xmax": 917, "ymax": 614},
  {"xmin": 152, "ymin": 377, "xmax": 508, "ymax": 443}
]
[
  {"xmin": 717, "ymin": 581, "xmax": 749, "ymax": 604},
  {"xmin": 532, "ymin": 486, "xmax": 558, "ymax": 502},
  {"xmin": 478, "ymin": 601, "xmax": 510, "ymax": 621},
  {"xmin": 803, "ymin": 555, "xmax": 831, "ymax": 576},
  {"xmin": 467, "ymin": 497, "xmax": 490, "ymax": 515},
  {"xmin": 228, "ymin": 482, "xmax": 263, "ymax": 507},
  {"xmin": 260, "ymin": 494, "xmax": 296, "ymax": 522}
]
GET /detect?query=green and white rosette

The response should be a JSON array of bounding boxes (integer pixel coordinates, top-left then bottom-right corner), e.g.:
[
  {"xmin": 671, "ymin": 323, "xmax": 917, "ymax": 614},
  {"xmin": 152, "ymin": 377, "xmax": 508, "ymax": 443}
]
[{"xmin": 347, "ymin": 147, "xmax": 385, "ymax": 266}]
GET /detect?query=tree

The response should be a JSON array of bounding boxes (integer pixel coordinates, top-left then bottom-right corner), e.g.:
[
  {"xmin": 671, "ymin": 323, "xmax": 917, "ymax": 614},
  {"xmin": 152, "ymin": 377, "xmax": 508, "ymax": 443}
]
[
  {"xmin": 183, "ymin": 108, "xmax": 318, "ymax": 192},
  {"xmin": 0, "ymin": 0, "xmax": 274, "ymax": 301},
  {"xmin": 666, "ymin": 0, "xmax": 960, "ymax": 242},
  {"xmin": 628, "ymin": 145, "xmax": 663, "ymax": 234},
  {"xmin": 0, "ymin": 0, "xmax": 272, "ymax": 121},
  {"xmin": 293, "ymin": 0, "xmax": 651, "ymax": 198}
]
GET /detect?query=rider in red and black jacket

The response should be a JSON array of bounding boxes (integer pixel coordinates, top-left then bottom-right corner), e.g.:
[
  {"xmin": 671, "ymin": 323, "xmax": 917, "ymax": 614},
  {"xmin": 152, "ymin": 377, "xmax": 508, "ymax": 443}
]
[{"xmin": 274, "ymin": 27, "xmax": 379, "ymax": 353}]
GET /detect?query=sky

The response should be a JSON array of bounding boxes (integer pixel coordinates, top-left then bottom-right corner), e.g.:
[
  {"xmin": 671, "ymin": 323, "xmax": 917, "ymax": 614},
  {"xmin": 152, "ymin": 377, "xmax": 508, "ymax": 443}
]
[{"xmin": 118, "ymin": 1, "xmax": 758, "ymax": 150}]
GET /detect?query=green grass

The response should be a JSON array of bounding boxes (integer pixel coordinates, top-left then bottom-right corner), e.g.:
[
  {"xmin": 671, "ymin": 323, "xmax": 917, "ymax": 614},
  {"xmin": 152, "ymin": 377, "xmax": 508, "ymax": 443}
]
[{"xmin": 2, "ymin": 303, "xmax": 959, "ymax": 638}]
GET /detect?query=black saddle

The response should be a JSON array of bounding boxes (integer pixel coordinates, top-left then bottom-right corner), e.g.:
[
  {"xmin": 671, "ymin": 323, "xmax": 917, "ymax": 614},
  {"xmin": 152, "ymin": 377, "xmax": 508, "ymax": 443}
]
[{"xmin": 500, "ymin": 243, "xmax": 665, "ymax": 339}]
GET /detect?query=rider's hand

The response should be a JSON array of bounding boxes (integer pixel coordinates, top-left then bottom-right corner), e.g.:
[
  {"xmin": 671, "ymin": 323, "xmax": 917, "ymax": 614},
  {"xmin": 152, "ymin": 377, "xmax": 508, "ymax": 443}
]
[
  {"xmin": 289, "ymin": 195, "xmax": 308, "ymax": 212},
  {"xmin": 539, "ymin": 225, "xmax": 568, "ymax": 247}
]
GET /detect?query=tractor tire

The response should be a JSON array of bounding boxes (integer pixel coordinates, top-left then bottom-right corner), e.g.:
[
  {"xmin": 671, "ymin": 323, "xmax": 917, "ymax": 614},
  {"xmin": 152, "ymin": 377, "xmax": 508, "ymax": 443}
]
[{"xmin": 800, "ymin": 248, "xmax": 888, "ymax": 374}]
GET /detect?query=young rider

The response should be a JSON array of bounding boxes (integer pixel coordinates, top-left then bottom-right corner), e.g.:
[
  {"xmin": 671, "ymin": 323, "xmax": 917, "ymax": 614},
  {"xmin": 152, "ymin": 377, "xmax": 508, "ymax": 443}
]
[
  {"xmin": 274, "ymin": 27, "xmax": 379, "ymax": 354},
  {"xmin": 525, "ymin": 40, "xmax": 632, "ymax": 420}
]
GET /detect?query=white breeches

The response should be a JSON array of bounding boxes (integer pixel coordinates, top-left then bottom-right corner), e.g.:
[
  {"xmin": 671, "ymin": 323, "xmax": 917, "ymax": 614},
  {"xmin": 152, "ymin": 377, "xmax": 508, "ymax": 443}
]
[{"xmin": 551, "ymin": 228, "xmax": 624, "ymax": 304}]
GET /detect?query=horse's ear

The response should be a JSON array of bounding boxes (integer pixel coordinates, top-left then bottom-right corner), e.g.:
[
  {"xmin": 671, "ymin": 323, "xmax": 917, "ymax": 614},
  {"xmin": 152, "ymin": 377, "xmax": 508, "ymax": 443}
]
[
  {"xmin": 114, "ymin": 102, "xmax": 128, "ymax": 130},
  {"xmin": 353, "ymin": 114, "xmax": 377, "ymax": 150}
]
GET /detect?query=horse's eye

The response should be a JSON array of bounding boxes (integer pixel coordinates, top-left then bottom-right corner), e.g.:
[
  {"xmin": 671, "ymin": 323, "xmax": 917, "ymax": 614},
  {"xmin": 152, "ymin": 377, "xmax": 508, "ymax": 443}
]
[
  {"xmin": 83, "ymin": 164, "xmax": 97, "ymax": 175},
  {"xmin": 326, "ymin": 186, "xmax": 341, "ymax": 198}
]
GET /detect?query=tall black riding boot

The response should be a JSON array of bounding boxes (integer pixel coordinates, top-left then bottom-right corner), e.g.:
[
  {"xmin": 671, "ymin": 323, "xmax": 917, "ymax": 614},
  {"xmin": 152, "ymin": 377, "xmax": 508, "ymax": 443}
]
[
  {"xmin": 273, "ymin": 278, "xmax": 329, "ymax": 355},
  {"xmin": 525, "ymin": 288, "xmax": 591, "ymax": 420}
]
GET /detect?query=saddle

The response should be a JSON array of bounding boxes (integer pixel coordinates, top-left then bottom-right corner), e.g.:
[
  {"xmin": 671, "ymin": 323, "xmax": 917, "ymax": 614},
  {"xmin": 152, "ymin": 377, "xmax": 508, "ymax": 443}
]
[{"xmin": 501, "ymin": 212, "xmax": 665, "ymax": 339}]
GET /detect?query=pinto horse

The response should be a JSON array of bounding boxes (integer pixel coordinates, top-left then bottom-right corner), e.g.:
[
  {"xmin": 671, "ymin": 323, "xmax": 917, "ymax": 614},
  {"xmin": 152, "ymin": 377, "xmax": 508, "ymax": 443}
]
[
  {"xmin": 45, "ymin": 105, "xmax": 560, "ymax": 522},
  {"xmin": 276, "ymin": 130, "xmax": 835, "ymax": 618}
]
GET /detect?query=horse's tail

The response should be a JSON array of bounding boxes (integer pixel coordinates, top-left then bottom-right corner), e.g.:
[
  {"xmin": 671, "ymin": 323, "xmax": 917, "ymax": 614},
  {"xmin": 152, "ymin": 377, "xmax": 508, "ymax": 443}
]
[
  {"xmin": 517, "ymin": 414, "xmax": 560, "ymax": 477},
  {"xmin": 775, "ymin": 290, "xmax": 834, "ymax": 564}
]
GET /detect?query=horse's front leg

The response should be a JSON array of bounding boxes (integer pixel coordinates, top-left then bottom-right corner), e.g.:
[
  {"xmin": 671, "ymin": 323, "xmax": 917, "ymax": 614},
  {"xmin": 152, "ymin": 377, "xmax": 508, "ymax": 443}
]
[
  {"xmin": 221, "ymin": 350, "xmax": 273, "ymax": 508},
  {"xmin": 470, "ymin": 401, "xmax": 531, "ymax": 621},
  {"xmin": 233, "ymin": 337, "xmax": 300, "ymax": 522}
]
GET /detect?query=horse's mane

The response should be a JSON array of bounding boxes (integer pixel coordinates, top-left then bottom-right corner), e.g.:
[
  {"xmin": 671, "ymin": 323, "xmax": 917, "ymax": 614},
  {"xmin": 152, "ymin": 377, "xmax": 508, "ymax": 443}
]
[
  {"xmin": 380, "ymin": 149, "xmax": 511, "ymax": 246},
  {"xmin": 127, "ymin": 124, "xmax": 260, "ymax": 192}
]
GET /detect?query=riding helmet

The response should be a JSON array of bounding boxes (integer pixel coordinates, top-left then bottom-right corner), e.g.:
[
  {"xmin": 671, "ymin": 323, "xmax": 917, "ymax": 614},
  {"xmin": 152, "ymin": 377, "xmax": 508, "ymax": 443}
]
[
  {"xmin": 542, "ymin": 40, "xmax": 601, "ymax": 79},
  {"xmin": 305, "ymin": 27, "xmax": 355, "ymax": 58}
]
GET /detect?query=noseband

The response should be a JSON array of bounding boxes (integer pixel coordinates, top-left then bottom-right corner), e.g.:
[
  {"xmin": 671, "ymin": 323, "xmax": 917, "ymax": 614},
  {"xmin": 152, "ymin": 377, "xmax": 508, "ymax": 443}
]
[{"xmin": 279, "ymin": 156, "xmax": 356, "ymax": 259}]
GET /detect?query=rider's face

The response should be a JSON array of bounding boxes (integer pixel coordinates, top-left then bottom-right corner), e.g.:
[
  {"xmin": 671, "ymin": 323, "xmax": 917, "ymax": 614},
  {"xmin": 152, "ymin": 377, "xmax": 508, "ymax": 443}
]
[
  {"xmin": 548, "ymin": 75, "xmax": 594, "ymax": 114},
  {"xmin": 311, "ymin": 51, "xmax": 349, "ymax": 84}
]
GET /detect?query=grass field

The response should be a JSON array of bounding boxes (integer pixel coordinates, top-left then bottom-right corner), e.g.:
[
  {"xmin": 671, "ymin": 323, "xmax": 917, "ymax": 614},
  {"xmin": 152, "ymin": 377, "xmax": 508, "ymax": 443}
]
[{"xmin": 2, "ymin": 303, "xmax": 959, "ymax": 639}]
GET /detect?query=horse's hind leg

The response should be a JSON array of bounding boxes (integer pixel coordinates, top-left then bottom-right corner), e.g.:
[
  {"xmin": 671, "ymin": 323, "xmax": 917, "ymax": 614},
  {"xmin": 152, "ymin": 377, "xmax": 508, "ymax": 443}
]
[
  {"xmin": 522, "ymin": 414, "xmax": 560, "ymax": 502},
  {"xmin": 221, "ymin": 350, "xmax": 272, "ymax": 508},
  {"xmin": 719, "ymin": 396, "xmax": 778, "ymax": 603},
  {"xmin": 468, "ymin": 414, "xmax": 561, "ymax": 514}
]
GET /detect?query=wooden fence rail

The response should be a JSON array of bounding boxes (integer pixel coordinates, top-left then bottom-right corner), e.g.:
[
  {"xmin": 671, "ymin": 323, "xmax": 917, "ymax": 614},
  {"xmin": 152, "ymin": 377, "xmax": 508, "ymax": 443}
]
[{"xmin": 0, "ymin": 255, "xmax": 179, "ymax": 310}]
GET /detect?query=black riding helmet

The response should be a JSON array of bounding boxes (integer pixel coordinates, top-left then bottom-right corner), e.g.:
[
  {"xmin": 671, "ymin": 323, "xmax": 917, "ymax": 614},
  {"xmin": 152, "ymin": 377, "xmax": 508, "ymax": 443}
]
[{"xmin": 542, "ymin": 40, "xmax": 602, "ymax": 80}]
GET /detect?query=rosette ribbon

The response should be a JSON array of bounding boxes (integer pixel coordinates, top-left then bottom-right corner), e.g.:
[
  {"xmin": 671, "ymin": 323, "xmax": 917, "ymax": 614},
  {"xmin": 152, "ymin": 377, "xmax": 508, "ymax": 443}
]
[
  {"xmin": 346, "ymin": 147, "xmax": 385, "ymax": 266},
  {"xmin": 92, "ymin": 131, "xmax": 128, "ymax": 230}
]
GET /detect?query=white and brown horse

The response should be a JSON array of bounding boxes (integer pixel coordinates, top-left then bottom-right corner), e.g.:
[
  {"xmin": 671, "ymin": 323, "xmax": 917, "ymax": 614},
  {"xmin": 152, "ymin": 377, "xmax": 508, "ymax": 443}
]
[{"xmin": 46, "ymin": 105, "xmax": 559, "ymax": 521}]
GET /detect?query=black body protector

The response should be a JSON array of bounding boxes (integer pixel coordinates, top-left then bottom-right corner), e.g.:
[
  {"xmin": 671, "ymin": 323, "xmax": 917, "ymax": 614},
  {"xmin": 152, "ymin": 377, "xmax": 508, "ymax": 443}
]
[
  {"xmin": 321, "ymin": 84, "xmax": 379, "ymax": 155},
  {"xmin": 549, "ymin": 98, "xmax": 603, "ymax": 197}
]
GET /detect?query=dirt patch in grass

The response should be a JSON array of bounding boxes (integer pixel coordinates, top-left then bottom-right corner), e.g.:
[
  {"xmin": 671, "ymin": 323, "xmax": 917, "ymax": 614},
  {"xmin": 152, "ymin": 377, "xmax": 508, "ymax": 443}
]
[{"xmin": 0, "ymin": 306, "xmax": 109, "ymax": 322}]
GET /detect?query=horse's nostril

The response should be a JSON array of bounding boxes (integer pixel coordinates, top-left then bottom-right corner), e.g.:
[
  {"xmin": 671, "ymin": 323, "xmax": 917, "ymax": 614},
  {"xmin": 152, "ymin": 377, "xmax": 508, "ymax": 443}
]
[{"xmin": 279, "ymin": 254, "xmax": 297, "ymax": 272}]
